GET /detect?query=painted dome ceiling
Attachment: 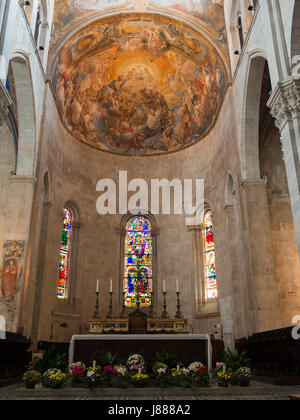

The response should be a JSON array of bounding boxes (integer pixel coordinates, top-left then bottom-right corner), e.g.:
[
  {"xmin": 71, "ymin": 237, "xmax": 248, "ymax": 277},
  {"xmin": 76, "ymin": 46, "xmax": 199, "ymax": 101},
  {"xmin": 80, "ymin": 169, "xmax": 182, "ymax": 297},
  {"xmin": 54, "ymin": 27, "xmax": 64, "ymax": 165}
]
[{"xmin": 51, "ymin": 4, "xmax": 228, "ymax": 155}]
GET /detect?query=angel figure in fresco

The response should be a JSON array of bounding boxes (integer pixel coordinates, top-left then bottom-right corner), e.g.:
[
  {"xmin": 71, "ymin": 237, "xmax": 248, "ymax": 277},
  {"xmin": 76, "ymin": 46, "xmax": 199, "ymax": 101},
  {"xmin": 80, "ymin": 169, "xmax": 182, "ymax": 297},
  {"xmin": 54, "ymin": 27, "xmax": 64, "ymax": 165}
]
[{"xmin": 3, "ymin": 259, "xmax": 18, "ymax": 301}]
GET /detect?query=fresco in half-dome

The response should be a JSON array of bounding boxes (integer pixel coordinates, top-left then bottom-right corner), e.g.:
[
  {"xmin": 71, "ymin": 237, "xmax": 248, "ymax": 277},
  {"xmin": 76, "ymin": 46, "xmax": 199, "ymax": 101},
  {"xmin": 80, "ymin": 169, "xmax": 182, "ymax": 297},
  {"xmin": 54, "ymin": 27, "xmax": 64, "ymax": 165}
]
[{"xmin": 51, "ymin": 14, "xmax": 227, "ymax": 155}]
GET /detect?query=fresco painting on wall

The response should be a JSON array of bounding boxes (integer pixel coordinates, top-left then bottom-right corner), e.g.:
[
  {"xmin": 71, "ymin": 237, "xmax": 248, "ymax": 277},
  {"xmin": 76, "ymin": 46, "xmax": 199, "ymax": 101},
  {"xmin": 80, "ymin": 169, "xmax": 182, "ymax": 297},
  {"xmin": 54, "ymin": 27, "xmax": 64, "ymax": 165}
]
[
  {"xmin": 146, "ymin": 0, "xmax": 227, "ymax": 47},
  {"xmin": 51, "ymin": 15, "xmax": 227, "ymax": 155},
  {"xmin": 51, "ymin": 0, "xmax": 227, "ymax": 56},
  {"xmin": 0, "ymin": 241, "xmax": 25, "ymax": 332}
]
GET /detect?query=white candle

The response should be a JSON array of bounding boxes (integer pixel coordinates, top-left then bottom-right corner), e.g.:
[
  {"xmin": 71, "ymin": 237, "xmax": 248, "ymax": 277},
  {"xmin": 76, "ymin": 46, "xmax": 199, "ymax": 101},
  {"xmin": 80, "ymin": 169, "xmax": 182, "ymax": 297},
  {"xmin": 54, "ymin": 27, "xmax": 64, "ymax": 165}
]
[
  {"xmin": 110, "ymin": 279, "xmax": 113, "ymax": 293},
  {"xmin": 93, "ymin": 360, "xmax": 96, "ymax": 369},
  {"xmin": 96, "ymin": 279, "xmax": 99, "ymax": 293},
  {"xmin": 163, "ymin": 279, "xmax": 166, "ymax": 293},
  {"xmin": 176, "ymin": 279, "xmax": 179, "ymax": 293}
]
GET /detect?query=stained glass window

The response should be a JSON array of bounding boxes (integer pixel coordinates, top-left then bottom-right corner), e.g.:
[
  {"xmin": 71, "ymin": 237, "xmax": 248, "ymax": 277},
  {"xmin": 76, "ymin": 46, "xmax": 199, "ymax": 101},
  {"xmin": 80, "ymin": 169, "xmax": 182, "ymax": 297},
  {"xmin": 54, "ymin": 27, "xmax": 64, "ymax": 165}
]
[
  {"xmin": 124, "ymin": 216, "xmax": 152, "ymax": 307},
  {"xmin": 203, "ymin": 211, "xmax": 218, "ymax": 300},
  {"xmin": 57, "ymin": 208, "xmax": 73, "ymax": 299}
]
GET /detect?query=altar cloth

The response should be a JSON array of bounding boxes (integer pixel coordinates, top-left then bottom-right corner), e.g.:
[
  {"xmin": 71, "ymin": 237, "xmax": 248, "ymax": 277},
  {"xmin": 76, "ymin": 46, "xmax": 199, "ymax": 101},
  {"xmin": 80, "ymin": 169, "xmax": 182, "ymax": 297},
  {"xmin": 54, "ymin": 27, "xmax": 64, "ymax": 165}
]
[{"xmin": 69, "ymin": 334, "xmax": 212, "ymax": 372}]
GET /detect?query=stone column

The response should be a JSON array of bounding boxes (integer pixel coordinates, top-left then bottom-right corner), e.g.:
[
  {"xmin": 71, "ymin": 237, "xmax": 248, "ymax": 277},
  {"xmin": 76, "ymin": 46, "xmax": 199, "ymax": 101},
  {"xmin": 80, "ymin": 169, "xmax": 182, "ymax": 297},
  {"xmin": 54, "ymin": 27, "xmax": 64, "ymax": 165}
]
[
  {"xmin": 241, "ymin": 179, "xmax": 282, "ymax": 333},
  {"xmin": 187, "ymin": 225, "xmax": 202, "ymax": 313},
  {"xmin": 268, "ymin": 77, "xmax": 300, "ymax": 259}
]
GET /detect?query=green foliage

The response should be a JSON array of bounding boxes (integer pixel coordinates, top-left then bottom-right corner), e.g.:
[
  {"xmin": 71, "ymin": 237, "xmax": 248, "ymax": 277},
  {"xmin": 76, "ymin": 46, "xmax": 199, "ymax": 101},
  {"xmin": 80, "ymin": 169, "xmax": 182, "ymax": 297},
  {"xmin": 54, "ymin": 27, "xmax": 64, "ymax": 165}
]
[
  {"xmin": 98, "ymin": 352, "xmax": 121, "ymax": 367},
  {"xmin": 155, "ymin": 350, "xmax": 178, "ymax": 368},
  {"xmin": 26, "ymin": 346, "xmax": 68, "ymax": 374},
  {"xmin": 219, "ymin": 349, "xmax": 251, "ymax": 373}
]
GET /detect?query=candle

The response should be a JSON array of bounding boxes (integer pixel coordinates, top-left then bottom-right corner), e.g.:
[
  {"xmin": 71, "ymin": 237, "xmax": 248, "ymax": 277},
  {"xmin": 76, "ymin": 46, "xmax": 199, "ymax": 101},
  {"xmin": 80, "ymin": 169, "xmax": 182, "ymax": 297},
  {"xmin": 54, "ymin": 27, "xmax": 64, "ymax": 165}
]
[
  {"xmin": 96, "ymin": 279, "xmax": 99, "ymax": 293},
  {"xmin": 177, "ymin": 365, "xmax": 180, "ymax": 372},
  {"xmin": 93, "ymin": 360, "xmax": 96, "ymax": 369},
  {"xmin": 110, "ymin": 279, "xmax": 113, "ymax": 293},
  {"xmin": 138, "ymin": 368, "xmax": 142, "ymax": 375},
  {"xmin": 176, "ymin": 279, "xmax": 179, "ymax": 293},
  {"xmin": 163, "ymin": 279, "xmax": 166, "ymax": 293}
]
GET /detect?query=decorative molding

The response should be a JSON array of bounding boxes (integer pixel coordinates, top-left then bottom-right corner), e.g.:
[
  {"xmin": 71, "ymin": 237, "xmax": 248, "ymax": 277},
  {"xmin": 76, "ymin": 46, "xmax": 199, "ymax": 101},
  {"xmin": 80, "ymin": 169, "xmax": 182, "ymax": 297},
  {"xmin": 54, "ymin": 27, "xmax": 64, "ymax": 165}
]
[
  {"xmin": 9, "ymin": 175, "xmax": 37, "ymax": 184},
  {"xmin": 267, "ymin": 77, "xmax": 300, "ymax": 132},
  {"xmin": 240, "ymin": 178, "xmax": 267, "ymax": 188}
]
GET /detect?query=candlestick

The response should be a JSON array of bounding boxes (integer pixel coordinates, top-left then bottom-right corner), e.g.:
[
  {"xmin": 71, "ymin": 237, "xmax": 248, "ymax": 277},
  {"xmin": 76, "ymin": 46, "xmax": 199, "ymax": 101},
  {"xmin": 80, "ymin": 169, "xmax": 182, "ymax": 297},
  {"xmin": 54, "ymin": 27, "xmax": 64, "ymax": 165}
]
[
  {"xmin": 93, "ymin": 290, "xmax": 100, "ymax": 319},
  {"xmin": 106, "ymin": 291, "xmax": 113, "ymax": 319},
  {"xmin": 161, "ymin": 291, "xmax": 169, "ymax": 319},
  {"xmin": 175, "ymin": 291, "xmax": 184, "ymax": 319}
]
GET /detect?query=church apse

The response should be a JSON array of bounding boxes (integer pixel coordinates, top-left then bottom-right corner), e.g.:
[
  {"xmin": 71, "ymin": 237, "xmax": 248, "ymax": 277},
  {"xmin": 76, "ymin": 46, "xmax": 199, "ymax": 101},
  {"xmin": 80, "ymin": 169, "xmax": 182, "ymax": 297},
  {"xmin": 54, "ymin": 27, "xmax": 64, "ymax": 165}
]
[{"xmin": 50, "ymin": 13, "xmax": 228, "ymax": 155}]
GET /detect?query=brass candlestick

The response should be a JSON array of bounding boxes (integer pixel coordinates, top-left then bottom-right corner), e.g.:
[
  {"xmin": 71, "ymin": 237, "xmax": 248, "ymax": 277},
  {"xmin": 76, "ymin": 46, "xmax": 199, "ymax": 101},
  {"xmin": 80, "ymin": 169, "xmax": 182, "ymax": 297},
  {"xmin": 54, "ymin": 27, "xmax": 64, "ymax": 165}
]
[
  {"xmin": 175, "ymin": 292, "xmax": 184, "ymax": 319},
  {"xmin": 106, "ymin": 291, "xmax": 113, "ymax": 319},
  {"xmin": 93, "ymin": 291, "xmax": 100, "ymax": 319},
  {"xmin": 161, "ymin": 291, "xmax": 169, "ymax": 319},
  {"xmin": 120, "ymin": 291, "xmax": 127, "ymax": 319}
]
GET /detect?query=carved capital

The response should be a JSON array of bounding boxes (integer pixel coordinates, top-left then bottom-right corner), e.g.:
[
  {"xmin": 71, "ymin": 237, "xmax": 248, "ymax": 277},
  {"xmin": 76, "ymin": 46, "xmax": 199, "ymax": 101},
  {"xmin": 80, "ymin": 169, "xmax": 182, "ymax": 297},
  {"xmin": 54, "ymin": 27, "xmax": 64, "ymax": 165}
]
[{"xmin": 267, "ymin": 77, "xmax": 300, "ymax": 131}]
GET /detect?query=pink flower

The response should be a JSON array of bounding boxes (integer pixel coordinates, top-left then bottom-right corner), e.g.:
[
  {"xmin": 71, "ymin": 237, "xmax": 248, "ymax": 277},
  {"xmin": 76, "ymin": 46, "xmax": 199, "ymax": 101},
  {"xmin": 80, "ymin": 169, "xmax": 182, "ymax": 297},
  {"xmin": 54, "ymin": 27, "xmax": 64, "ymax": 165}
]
[
  {"xmin": 104, "ymin": 365, "xmax": 116, "ymax": 375},
  {"xmin": 216, "ymin": 362, "xmax": 226, "ymax": 369},
  {"xmin": 72, "ymin": 365, "xmax": 84, "ymax": 377}
]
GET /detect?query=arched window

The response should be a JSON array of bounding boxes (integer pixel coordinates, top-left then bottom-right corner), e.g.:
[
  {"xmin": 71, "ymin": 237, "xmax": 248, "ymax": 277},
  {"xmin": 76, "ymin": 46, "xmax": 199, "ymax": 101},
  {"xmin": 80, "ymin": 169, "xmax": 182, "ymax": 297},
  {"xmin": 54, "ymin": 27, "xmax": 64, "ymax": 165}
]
[
  {"xmin": 124, "ymin": 216, "xmax": 153, "ymax": 308},
  {"xmin": 203, "ymin": 211, "xmax": 217, "ymax": 300},
  {"xmin": 57, "ymin": 208, "xmax": 73, "ymax": 299}
]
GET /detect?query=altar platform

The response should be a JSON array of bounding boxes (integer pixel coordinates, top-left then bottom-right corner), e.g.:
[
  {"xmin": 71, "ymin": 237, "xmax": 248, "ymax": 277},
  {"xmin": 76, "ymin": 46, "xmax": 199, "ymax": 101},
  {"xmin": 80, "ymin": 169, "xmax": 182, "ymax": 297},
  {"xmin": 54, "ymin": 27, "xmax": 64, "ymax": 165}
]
[{"xmin": 69, "ymin": 334, "xmax": 212, "ymax": 372}]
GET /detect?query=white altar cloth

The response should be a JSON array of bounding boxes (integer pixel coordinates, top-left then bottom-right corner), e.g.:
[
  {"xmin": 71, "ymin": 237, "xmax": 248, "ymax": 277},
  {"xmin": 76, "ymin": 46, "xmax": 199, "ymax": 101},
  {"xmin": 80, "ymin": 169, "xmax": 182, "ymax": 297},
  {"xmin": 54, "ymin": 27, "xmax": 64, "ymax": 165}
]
[{"xmin": 69, "ymin": 334, "xmax": 212, "ymax": 372}]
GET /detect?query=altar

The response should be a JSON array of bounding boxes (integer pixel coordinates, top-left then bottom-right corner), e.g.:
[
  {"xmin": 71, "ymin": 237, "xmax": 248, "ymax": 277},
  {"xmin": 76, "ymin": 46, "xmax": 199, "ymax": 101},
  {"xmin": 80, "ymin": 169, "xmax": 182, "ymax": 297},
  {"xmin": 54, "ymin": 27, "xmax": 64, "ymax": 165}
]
[{"xmin": 69, "ymin": 334, "xmax": 212, "ymax": 372}]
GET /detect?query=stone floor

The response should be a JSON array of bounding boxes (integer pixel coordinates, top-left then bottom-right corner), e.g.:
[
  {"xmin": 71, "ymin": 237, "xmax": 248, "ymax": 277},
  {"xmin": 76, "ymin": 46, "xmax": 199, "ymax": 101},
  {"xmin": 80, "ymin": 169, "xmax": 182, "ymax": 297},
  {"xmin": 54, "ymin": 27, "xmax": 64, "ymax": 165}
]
[{"xmin": 0, "ymin": 382, "xmax": 299, "ymax": 400}]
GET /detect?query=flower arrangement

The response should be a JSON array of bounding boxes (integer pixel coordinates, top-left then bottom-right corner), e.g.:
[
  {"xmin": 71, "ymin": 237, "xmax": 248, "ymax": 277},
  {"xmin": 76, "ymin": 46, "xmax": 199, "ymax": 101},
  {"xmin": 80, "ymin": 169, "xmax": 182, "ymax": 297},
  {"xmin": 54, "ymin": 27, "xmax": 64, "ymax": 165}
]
[
  {"xmin": 131, "ymin": 373, "xmax": 149, "ymax": 387},
  {"xmin": 236, "ymin": 367, "xmax": 251, "ymax": 387},
  {"xmin": 217, "ymin": 371, "xmax": 233, "ymax": 388},
  {"xmin": 42, "ymin": 368, "xmax": 63, "ymax": 388},
  {"xmin": 23, "ymin": 370, "xmax": 41, "ymax": 389},
  {"xmin": 153, "ymin": 363, "xmax": 169, "ymax": 376},
  {"xmin": 47, "ymin": 372, "xmax": 66, "ymax": 389},
  {"xmin": 188, "ymin": 362, "xmax": 204, "ymax": 373},
  {"xmin": 127, "ymin": 354, "xmax": 145, "ymax": 370},
  {"xmin": 114, "ymin": 365, "xmax": 128, "ymax": 376},
  {"xmin": 86, "ymin": 366, "xmax": 102, "ymax": 388},
  {"xmin": 104, "ymin": 365, "xmax": 117, "ymax": 375},
  {"xmin": 69, "ymin": 362, "xmax": 86, "ymax": 386}
]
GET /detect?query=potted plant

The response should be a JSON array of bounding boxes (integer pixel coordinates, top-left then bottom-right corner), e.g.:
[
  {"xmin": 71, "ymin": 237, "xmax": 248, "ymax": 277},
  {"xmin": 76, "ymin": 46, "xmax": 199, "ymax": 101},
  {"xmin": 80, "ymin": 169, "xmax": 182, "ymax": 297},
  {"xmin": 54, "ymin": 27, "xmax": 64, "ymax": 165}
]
[
  {"xmin": 68, "ymin": 362, "xmax": 86, "ymax": 387},
  {"xmin": 47, "ymin": 371, "xmax": 66, "ymax": 389},
  {"xmin": 217, "ymin": 371, "xmax": 232, "ymax": 388},
  {"xmin": 23, "ymin": 370, "xmax": 41, "ymax": 389},
  {"xmin": 236, "ymin": 367, "xmax": 251, "ymax": 387},
  {"xmin": 131, "ymin": 372, "xmax": 149, "ymax": 387}
]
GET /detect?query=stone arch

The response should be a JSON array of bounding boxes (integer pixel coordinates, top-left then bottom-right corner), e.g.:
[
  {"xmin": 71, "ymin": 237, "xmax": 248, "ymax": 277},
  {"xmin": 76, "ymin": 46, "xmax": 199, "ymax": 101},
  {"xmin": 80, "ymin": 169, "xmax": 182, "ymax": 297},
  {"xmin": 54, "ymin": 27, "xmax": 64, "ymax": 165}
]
[
  {"xmin": 243, "ymin": 52, "xmax": 269, "ymax": 179},
  {"xmin": 291, "ymin": 0, "xmax": 300, "ymax": 58},
  {"xmin": 10, "ymin": 54, "xmax": 36, "ymax": 177}
]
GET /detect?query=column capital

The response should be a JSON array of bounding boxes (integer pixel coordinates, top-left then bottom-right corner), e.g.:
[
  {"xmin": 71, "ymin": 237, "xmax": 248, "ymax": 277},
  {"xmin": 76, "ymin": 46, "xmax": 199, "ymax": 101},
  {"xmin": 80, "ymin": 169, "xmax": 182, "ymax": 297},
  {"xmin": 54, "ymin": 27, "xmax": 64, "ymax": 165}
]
[
  {"xmin": 267, "ymin": 77, "xmax": 300, "ymax": 131},
  {"xmin": 0, "ymin": 81, "xmax": 13, "ymax": 127}
]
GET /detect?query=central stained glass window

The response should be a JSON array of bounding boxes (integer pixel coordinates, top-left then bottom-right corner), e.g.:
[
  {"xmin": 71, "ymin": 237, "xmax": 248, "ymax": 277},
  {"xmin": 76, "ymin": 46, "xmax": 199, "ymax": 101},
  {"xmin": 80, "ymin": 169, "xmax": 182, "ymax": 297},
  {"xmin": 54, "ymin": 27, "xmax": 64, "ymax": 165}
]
[{"xmin": 124, "ymin": 216, "xmax": 152, "ymax": 308}]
